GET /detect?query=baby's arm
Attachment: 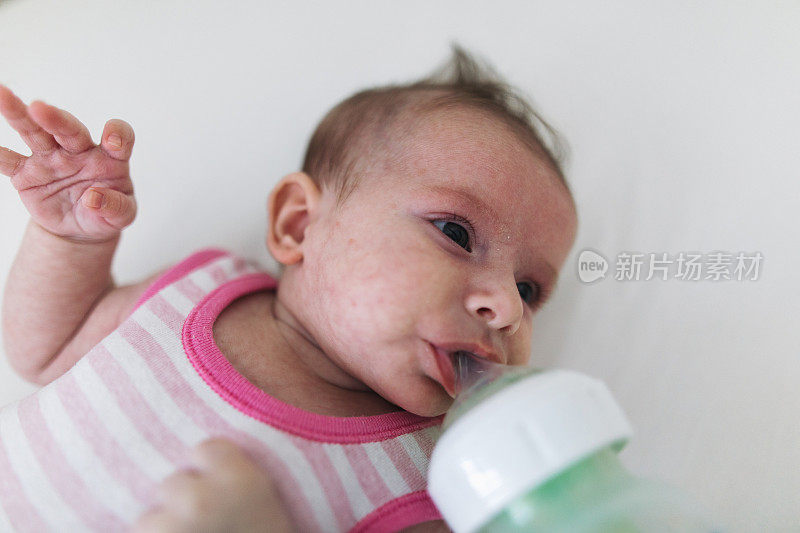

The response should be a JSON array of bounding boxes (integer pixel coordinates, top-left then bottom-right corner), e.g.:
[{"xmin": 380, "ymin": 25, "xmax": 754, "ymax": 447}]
[{"xmin": 0, "ymin": 85, "xmax": 142, "ymax": 384}]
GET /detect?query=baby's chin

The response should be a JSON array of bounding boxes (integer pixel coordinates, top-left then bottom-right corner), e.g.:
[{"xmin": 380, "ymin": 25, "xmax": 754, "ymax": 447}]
[{"xmin": 396, "ymin": 390, "xmax": 453, "ymax": 418}]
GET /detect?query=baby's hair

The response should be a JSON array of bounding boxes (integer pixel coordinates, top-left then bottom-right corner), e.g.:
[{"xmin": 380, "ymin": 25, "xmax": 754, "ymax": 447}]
[{"xmin": 301, "ymin": 44, "xmax": 570, "ymax": 208}]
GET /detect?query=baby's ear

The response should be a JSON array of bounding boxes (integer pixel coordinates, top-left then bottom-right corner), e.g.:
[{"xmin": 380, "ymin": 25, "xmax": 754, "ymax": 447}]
[{"xmin": 266, "ymin": 172, "xmax": 320, "ymax": 265}]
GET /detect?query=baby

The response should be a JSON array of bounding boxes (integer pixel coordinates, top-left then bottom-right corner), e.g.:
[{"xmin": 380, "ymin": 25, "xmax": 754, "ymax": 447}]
[{"xmin": 0, "ymin": 47, "xmax": 577, "ymax": 532}]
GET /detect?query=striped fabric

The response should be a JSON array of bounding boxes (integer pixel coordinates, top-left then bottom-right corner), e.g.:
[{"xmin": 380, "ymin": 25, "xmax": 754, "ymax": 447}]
[{"xmin": 0, "ymin": 248, "xmax": 444, "ymax": 532}]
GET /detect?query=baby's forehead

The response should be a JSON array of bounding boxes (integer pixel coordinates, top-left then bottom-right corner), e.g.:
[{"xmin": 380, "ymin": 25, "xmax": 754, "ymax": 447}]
[
  {"xmin": 353, "ymin": 121, "xmax": 568, "ymax": 224},
  {"xmin": 374, "ymin": 107, "xmax": 561, "ymax": 189},
  {"xmin": 331, "ymin": 102, "xmax": 573, "ymax": 227},
  {"xmin": 393, "ymin": 104, "xmax": 529, "ymax": 146}
]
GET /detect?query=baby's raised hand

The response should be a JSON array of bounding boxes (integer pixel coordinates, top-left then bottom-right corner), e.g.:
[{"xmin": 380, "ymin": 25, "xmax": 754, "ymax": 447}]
[
  {"xmin": 0, "ymin": 85, "xmax": 137, "ymax": 244},
  {"xmin": 132, "ymin": 438, "xmax": 294, "ymax": 533}
]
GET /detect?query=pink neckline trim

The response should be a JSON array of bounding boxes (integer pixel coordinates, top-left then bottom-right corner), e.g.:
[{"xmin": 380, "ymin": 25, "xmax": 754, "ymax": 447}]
[
  {"xmin": 182, "ymin": 270, "xmax": 443, "ymax": 443},
  {"xmin": 350, "ymin": 490, "xmax": 442, "ymax": 532}
]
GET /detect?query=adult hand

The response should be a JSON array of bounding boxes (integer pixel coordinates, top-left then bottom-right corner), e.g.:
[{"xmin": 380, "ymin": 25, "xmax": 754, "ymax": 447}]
[{"xmin": 132, "ymin": 438, "xmax": 293, "ymax": 533}]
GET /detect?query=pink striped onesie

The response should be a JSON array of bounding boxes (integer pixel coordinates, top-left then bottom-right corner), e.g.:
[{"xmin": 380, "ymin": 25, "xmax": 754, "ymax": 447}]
[{"xmin": 0, "ymin": 248, "xmax": 444, "ymax": 532}]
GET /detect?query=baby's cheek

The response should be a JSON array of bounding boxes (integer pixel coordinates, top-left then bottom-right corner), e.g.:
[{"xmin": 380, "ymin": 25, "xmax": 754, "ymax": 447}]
[
  {"xmin": 343, "ymin": 258, "xmax": 424, "ymax": 334},
  {"xmin": 508, "ymin": 320, "xmax": 534, "ymax": 365},
  {"xmin": 317, "ymin": 225, "xmax": 433, "ymax": 339}
]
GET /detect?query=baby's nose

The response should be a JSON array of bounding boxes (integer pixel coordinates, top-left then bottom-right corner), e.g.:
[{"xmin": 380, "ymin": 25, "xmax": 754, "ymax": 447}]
[{"xmin": 465, "ymin": 279, "xmax": 523, "ymax": 335}]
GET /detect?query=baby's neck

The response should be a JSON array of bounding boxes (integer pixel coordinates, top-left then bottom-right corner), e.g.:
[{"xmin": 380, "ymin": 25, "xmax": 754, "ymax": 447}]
[{"xmin": 212, "ymin": 290, "xmax": 400, "ymax": 416}]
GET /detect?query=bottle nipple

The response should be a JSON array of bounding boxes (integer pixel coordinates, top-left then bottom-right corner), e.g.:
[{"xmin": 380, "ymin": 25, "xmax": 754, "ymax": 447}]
[
  {"xmin": 452, "ymin": 351, "xmax": 510, "ymax": 395},
  {"xmin": 445, "ymin": 351, "xmax": 542, "ymax": 431}
]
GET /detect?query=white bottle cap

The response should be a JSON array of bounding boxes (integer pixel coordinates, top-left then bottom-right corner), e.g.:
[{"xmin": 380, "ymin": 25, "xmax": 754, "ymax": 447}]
[{"xmin": 428, "ymin": 369, "xmax": 634, "ymax": 533}]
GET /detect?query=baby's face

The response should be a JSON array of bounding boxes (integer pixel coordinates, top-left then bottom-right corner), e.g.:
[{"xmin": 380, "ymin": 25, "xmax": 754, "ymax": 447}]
[{"xmin": 291, "ymin": 108, "xmax": 577, "ymax": 417}]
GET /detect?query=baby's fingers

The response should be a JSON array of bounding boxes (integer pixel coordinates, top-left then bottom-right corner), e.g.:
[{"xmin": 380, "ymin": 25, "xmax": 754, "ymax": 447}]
[
  {"xmin": 0, "ymin": 145, "xmax": 26, "ymax": 177},
  {"xmin": 28, "ymin": 100, "xmax": 94, "ymax": 154},
  {"xmin": 101, "ymin": 119, "xmax": 135, "ymax": 161},
  {"xmin": 0, "ymin": 85, "xmax": 58, "ymax": 153},
  {"xmin": 80, "ymin": 186, "xmax": 137, "ymax": 230}
]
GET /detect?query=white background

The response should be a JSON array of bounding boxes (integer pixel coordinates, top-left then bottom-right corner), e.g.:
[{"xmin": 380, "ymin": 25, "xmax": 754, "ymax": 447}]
[{"xmin": 1, "ymin": 1, "xmax": 798, "ymax": 530}]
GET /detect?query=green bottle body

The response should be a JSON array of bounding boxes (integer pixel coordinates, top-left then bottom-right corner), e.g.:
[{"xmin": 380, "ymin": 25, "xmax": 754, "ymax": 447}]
[{"xmin": 477, "ymin": 447, "xmax": 717, "ymax": 532}]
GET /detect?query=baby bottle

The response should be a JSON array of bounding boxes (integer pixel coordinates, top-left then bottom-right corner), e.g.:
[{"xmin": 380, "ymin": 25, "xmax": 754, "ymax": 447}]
[{"xmin": 427, "ymin": 353, "xmax": 720, "ymax": 532}]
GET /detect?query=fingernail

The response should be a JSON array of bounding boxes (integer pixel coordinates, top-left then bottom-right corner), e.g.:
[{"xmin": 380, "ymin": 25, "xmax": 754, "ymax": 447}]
[
  {"xmin": 84, "ymin": 189, "xmax": 103, "ymax": 209},
  {"xmin": 107, "ymin": 134, "xmax": 122, "ymax": 148}
]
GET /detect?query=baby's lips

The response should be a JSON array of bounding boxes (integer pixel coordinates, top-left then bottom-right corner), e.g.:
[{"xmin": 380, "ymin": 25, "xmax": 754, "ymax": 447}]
[{"xmin": 430, "ymin": 344, "xmax": 457, "ymax": 398}]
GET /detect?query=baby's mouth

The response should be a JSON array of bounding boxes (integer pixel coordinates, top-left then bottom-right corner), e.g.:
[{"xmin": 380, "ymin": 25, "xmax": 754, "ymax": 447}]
[
  {"xmin": 431, "ymin": 345, "xmax": 457, "ymax": 397},
  {"xmin": 448, "ymin": 350, "xmax": 502, "ymax": 395},
  {"xmin": 432, "ymin": 347, "xmax": 491, "ymax": 398},
  {"xmin": 449, "ymin": 350, "xmax": 477, "ymax": 368}
]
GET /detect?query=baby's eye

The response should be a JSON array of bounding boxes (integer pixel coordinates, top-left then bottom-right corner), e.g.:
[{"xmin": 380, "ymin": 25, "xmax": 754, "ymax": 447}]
[
  {"xmin": 517, "ymin": 282, "xmax": 539, "ymax": 306},
  {"xmin": 432, "ymin": 219, "xmax": 472, "ymax": 252}
]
